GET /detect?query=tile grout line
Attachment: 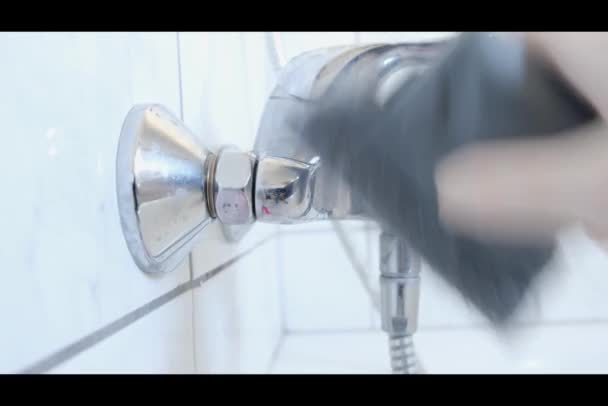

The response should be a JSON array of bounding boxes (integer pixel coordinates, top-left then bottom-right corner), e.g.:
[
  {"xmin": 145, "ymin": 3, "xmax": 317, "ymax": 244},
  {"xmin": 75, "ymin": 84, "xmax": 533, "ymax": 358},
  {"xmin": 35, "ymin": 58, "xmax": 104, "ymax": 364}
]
[
  {"xmin": 238, "ymin": 33, "xmax": 256, "ymax": 145},
  {"xmin": 285, "ymin": 317, "xmax": 608, "ymax": 337},
  {"xmin": 189, "ymin": 253, "xmax": 198, "ymax": 373},
  {"xmin": 332, "ymin": 221, "xmax": 380, "ymax": 313},
  {"xmin": 365, "ymin": 225, "xmax": 376, "ymax": 328},
  {"xmin": 176, "ymin": 32, "xmax": 185, "ymax": 123},
  {"xmin": 286, "ymin": 327, "xmax": 378, "ymax": 336},
  {"xmin": 276, "ymin": 228, "xmax": 288, "ymax": 335},
  {"xmin": 278, "ymin": 226, "xmax": 370, "ymax": 236},
  {"xmin": 18, "ymin": 236, "xmax": 276, "ymax": 374},
  {"xmin": 265, "ymin": 332, "xmax": 286, "ymax": 374}
]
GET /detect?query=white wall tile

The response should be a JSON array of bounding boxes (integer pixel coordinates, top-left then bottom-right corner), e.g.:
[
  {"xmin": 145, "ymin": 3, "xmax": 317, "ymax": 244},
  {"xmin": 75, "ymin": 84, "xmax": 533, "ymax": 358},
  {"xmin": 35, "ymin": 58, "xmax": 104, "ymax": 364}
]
[
  {"xmin": 537, "ymin": 228, "xmax": 608, "ymax": 322},
  {"xmin": 271, "ymin": 323, "xmax": 608, "ymax": 374},
  {"xmin": 193, "ymin": 238, "xmax": 282, "ymax": 373},
  {"xmin": 240, "ymin": 33, "xmax": 279, "ymax": 139},
  {"xmin": 190, "ymin": 222, "xmax": 278, "ymax": 278},
  {"xmin": 179, "ymin": 32, "xmax": 259, "ymax": 150},
  {"xmin": 419, "ymin": 322, "xmax": 608, "ymax": 373},
  {"xmin": 50, "ymin": 293, "xmax": 194, "ymax": 374},
  {"xmin": 278, "ymin": 220, "xmax": 370, "ymax": 235},
  {"xmin": 279, "ymin": 223, "xmax": 334, "ymax": 233},
  {"xmin": 0, "ymin": 32, "xmax": 189, "ymax": 372},
  {"xmin": 281, "ymin": 230, "xmax": 374, "ymax": 331},
  {"xmin": 127, "ymin": 33, "xmax": 181, "ymax": 107},
  {"xmin": 270, "ymin": 332, "xmax": 388, "ymax": 374}
]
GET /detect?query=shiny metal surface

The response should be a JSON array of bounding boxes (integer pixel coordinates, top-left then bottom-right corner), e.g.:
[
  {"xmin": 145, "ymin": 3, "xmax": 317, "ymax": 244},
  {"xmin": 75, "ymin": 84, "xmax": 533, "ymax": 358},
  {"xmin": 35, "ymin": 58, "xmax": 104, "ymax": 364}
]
[
  {"xmin": 389, "ymin": 335, "xmax": 418, "ymax": 374},
  {"xmin": 254, "ymin": 156, "xmax": 320, "ymax": 223},
  {"xmin": 380, "ymin": 277, "xmax": 421, "ymax": 335},
  {"xmin": 213, "ymin": 147, "xmax": 255, "ymax": 225},
  {"xmin": 254, "ymin": 42, "xmax": 446, "ymax": 223},
  {"xmin": 379, "ymin": 232, "xmax": 421, "ymax": 335},
  {"xmin": 379, "ymin": 232, "xmax": 422, "ymax": 374},
  {"xmin": 116, "ymin": 104, "xmax": 212, "ymax": 274}
]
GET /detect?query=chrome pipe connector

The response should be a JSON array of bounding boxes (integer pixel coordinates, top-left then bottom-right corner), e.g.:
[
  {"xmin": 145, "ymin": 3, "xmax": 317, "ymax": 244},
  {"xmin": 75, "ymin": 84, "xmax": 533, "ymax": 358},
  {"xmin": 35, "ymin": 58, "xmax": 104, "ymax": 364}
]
[
  {"xmin": 379, "ymin": 232, "xmax": 422, "ymax": 374},
  {"xmin": 254, "ymin": 156, "xmax": 321, "ymax": 223},
  {"xmin": 211, "ymin": 146, "xmax": 256, "ymax": 225}
]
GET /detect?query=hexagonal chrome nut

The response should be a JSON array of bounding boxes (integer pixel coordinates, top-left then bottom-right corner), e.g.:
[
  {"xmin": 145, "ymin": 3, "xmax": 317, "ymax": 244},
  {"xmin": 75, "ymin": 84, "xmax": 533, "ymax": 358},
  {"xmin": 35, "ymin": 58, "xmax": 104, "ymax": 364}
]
[{"xmin": 213, "ymin": 147, "xmax": 255, "ymax": 225}]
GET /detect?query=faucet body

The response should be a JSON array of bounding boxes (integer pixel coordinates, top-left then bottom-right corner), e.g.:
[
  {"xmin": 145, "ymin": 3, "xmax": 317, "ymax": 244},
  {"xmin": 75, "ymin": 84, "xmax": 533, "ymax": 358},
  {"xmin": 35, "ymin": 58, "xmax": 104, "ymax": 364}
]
[{"xmin": 253, "ymin": 42, "xmax": 447, "ymax": 224}]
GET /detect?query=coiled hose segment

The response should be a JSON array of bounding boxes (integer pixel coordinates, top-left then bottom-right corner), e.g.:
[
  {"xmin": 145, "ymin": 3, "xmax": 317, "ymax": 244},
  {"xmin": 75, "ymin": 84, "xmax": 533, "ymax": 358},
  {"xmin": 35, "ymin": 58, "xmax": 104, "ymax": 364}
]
[{"xmin": 389, "ymin": 335, "xmax": 417, "ymax": 374}]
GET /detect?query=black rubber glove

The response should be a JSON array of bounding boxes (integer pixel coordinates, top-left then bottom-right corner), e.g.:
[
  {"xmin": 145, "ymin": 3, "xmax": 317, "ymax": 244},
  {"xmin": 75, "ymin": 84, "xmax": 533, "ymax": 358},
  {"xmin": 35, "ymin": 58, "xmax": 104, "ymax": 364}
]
[{"xmin": 293, "ymin": 33, "xmax": 597, "ymax": 325}]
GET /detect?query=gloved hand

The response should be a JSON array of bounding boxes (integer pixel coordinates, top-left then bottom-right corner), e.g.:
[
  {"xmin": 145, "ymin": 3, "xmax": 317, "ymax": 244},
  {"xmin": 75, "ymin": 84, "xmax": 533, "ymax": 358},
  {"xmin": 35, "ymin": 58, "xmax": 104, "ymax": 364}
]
[{"xmin": 290, "ymin": 32, "xmax": 597, "ymax": 325}]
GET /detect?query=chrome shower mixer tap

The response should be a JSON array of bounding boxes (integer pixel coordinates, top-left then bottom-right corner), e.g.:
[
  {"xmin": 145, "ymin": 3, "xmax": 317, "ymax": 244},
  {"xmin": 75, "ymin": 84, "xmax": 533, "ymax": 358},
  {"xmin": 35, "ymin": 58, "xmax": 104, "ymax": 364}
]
[{"xmin": 116, "ymin": 40, "xmax": 452, "ymax": 374}]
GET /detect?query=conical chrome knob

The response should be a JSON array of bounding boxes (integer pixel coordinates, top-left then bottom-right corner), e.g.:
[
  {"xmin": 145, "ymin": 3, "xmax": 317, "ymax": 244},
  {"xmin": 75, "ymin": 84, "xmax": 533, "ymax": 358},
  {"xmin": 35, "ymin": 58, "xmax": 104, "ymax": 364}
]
[{"xmin": 116, "ymin": 104, "xmax": 214, "ymax": 274}]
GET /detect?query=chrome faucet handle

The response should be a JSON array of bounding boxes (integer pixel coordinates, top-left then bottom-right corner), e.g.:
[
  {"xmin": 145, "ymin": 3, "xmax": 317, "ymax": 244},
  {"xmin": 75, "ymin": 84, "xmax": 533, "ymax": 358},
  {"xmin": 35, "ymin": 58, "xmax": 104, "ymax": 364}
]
[
  {"xmin": 254, "ymin": 156, "xmax": 321, "ymax": 224},
  {"xmin": 116, "ymin": 104, "xmax": 215, "ymax": 274},
  {"xmin": 116, "ymin": 39, "xmax": 449, "ymax": 275},
  {"xmin": 116, "ymin": 103, "xmax": 325, "ymax": 274}
]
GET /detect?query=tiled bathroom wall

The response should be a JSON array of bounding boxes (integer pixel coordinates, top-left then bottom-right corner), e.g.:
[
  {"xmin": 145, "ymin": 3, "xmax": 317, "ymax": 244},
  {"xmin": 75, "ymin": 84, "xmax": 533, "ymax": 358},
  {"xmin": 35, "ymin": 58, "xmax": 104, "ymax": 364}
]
[
  {"xmin": 4, "ymin": 32, "xmax": 608, "ymax": 374},
  {"xmin": 0, "ymin": 32, "xmax": 194, "ymax": 373},
  {"xmin": 0, "ymin": 32, "xmax": 285, "ymax": 373}
]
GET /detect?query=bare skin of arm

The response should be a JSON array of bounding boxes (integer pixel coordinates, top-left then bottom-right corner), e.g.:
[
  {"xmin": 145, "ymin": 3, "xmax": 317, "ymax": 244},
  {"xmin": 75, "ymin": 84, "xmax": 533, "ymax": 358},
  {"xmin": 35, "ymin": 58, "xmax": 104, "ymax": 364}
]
[{"xmin": 435, "ymin": 32, "xmax": 608, "ymax": 246}]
